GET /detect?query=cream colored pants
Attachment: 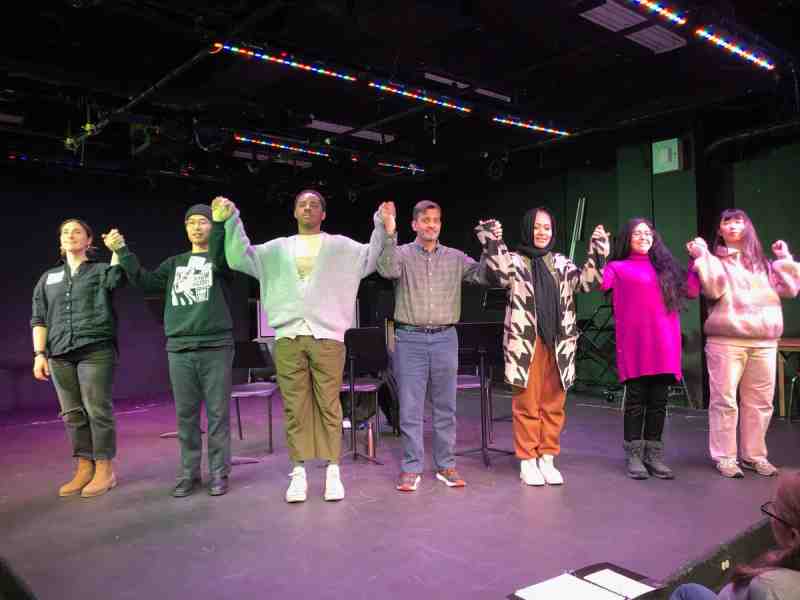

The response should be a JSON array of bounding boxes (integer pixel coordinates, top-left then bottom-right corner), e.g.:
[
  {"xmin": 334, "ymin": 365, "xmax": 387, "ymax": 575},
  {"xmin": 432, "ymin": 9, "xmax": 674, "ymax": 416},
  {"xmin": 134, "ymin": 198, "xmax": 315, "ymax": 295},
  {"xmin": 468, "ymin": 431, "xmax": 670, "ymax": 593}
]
[{"xmin": 705, "ymin": 341, "xmax": 776, "ymax": 462}]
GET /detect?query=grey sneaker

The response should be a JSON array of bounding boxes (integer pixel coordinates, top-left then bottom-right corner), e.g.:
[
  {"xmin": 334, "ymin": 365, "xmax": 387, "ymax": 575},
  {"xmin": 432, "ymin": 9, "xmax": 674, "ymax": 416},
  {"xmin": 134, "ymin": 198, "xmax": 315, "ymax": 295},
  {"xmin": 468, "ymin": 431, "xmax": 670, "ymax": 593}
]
[
  {"xmin": 716, "ymin": 458, "xmax": 744, "ymax": 478},
  {"xmin": 741, "ymin": 459, "xmax": 778, "ymax": 477}
]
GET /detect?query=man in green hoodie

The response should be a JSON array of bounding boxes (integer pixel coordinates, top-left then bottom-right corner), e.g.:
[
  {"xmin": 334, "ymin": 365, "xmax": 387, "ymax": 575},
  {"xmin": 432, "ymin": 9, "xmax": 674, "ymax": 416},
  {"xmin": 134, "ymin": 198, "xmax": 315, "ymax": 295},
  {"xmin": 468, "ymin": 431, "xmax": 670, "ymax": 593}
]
[{"xmin": 103, "ymin": 200, "xmax": 235, "ymax": 497}]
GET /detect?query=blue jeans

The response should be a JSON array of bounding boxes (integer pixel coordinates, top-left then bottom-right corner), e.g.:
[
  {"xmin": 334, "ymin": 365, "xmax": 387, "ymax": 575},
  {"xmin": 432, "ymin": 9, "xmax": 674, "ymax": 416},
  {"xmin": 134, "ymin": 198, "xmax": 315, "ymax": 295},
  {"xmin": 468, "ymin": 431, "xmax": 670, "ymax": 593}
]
[
  {"xmin": 49, "ymin": 342, "xmax": 117, "ymax": 460},
  {"xmin": 167, "ymin": 346, "xmax": 234, "ymax": 479},
  {"xmin": 670, "ymin": 583, "xmax": 718, "ymax": 600},
  {"xmin": 394, "ymin": 327, "xmax": 458, "ymax": 473}
]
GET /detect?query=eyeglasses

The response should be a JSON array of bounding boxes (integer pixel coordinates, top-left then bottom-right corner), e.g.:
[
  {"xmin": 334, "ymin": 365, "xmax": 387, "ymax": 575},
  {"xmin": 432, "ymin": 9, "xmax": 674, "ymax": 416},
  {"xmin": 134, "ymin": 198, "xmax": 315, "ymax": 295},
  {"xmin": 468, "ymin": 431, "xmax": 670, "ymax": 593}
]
[
  {"xmin": 631, "ymin": 231, "xmax": 653, "ymax": 239},
  {"xmin": 761, "ymin": 501, "xmax": 796, "ymax": 530}
]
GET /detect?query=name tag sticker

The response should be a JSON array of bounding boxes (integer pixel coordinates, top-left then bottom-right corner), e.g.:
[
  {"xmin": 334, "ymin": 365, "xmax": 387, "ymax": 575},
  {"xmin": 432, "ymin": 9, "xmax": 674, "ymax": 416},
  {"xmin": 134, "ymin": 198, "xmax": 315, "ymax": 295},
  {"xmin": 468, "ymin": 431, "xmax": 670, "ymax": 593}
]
[{"xmin": 46, "ymin": 271, "xmax": 65, "ymax": 285}]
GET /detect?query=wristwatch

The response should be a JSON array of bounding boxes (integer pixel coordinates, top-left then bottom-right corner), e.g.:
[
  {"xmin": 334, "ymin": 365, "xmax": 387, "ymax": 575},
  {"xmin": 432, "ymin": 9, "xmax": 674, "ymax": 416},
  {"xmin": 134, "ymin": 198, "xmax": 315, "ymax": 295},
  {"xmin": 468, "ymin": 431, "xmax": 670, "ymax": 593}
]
[{"xmin": 34, "ymin": 351, "xmax": 47, "ymax": 358}]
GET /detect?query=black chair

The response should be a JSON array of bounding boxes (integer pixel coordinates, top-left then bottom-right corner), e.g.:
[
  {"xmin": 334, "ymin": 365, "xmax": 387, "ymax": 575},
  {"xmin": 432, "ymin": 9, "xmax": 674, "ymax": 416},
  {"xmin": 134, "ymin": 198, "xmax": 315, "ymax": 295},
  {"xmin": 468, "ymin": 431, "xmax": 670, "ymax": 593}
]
[
  {"xmin": 231, "ymin": 340, "xmax": 279, "ymax": 455},
  {"xmin": 455, "ymin": 321, "xmax": 513, "ymax": 467},
  {"xmin": 343, "ymin": 327, "xmax": 392, "ymax": 464}
]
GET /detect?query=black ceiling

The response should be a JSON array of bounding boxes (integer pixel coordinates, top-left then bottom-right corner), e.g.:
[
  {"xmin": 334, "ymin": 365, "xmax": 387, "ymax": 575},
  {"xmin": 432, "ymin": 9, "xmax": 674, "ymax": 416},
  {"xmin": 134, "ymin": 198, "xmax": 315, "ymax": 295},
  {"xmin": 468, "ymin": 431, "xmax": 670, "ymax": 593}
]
[{"xmin": 1, "ymin": 0, "xmax": 798, "ymax": 195}]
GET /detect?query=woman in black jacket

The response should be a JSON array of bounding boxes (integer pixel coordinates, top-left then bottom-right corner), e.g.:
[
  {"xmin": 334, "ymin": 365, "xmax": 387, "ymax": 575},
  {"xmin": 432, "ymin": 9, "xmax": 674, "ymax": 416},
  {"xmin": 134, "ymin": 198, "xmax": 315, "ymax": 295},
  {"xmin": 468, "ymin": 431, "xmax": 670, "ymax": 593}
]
[{"xmin": 31, "ymin": 218, "xmax": 124, "ymax": 498}]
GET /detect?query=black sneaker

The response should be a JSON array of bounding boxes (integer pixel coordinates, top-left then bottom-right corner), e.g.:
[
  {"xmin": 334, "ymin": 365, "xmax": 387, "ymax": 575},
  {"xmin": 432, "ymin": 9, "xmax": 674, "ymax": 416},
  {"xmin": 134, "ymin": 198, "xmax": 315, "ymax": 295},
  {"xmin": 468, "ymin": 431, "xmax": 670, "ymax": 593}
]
[
  {"xmin": 208, "ymin": 475, "xmax": 229, "ymax": 496},
  {"xmin": 172, "ymin": 477, "xmax": 200, "ymax": 498}
]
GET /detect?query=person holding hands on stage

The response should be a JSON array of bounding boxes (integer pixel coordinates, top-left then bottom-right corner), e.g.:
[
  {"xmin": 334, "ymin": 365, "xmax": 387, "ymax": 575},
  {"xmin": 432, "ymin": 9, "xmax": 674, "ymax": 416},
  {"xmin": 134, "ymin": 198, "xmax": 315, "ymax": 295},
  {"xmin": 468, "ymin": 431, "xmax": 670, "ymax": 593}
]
[
  {"xmin": 103, "ymin": 201, "xmax": 237, "ymax": 497},
  {"xmin": 212, "ymin": 191, "xmax": 395, "ymax": 503},
  {"xmin": 474, "ymin": 207, "xmax": 609, "ymax": 486},
  {"xmin": 600, "ymin": 218, "xmax": 699, "ymax": 480},
  {"xmin": 688, "ymin": 209, "xmax": 800, "ymax": 478},
  {"xmin": 31, "ymin": 218, "xmax": 125, "ymax": 498},
  {"xmin": 379, "ymin": 200, "xmax": 488, "ymax": 492}
]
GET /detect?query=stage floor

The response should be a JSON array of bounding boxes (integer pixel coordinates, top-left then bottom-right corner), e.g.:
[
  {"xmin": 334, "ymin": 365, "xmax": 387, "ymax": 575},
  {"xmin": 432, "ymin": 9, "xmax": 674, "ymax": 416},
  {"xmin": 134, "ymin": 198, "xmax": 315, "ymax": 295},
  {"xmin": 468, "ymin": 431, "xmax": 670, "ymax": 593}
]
[{"xmin": 1, "ymin": 389, "xmax": 797, "ymax": 600}]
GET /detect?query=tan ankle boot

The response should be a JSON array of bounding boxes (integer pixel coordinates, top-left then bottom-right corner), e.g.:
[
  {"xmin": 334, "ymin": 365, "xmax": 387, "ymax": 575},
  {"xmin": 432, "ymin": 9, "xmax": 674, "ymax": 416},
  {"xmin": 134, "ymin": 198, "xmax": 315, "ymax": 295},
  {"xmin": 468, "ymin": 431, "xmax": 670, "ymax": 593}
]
[
  {"xmin": 80, "ymin": 459, "xmax": 117, "ymax": 498},
  {"xmin": 59, "ymin": 457, "xmax": 95, "ymax": 497}
]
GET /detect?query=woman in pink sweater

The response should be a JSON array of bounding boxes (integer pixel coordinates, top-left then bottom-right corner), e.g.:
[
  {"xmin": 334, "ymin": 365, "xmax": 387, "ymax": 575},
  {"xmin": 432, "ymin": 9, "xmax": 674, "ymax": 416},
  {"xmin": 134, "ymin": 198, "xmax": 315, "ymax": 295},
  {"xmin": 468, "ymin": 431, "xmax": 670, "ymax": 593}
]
[
  {"xmin": 688, "ymin": 209, "xmax": 800, "ymax": 478},
  {"xmin": 602, "ymin": 218, "xmax": 699, "ymax": 480}
]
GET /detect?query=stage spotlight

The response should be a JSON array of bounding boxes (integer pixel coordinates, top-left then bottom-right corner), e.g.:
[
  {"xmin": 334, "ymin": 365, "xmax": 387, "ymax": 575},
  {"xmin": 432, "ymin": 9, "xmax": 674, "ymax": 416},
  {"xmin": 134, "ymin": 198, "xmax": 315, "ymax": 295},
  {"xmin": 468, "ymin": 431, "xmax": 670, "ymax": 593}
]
[{"xmin": 486, "ymin": 156, "xmax": 507, "ymax": 181}]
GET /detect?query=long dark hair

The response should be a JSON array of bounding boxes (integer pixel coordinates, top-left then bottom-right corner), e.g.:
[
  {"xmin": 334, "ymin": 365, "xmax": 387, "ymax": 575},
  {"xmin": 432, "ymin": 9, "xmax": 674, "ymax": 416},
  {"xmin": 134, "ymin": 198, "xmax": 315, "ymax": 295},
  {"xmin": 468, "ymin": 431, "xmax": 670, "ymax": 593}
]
[
  {"xmin": 711, "ymin": 208, "xmax": 770, "ymax": 274},
  {"xmin": 732, "ymin": 470, "xmax": 800, "ymax": 587},
  {"xmin": 609, "ymin": 217, "xmax": 687, "ymax": 313}
]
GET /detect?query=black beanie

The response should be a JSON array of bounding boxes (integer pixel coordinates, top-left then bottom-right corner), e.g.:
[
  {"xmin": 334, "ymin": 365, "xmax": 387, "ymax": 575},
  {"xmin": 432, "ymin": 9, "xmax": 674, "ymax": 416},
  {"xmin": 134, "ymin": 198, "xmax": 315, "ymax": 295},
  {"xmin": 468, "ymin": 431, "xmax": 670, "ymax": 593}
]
[{"xmin": 185, "ymin": 204, "xmax": 212, "ymax": 222}]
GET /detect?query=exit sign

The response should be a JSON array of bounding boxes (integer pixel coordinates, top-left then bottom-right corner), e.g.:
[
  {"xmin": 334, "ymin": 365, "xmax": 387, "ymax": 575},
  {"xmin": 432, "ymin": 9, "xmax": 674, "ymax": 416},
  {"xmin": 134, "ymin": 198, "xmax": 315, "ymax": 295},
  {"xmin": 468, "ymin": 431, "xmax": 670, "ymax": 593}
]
[{"xmin": 652, "ymin": 138, "xmax": 683, "ymax": 174}]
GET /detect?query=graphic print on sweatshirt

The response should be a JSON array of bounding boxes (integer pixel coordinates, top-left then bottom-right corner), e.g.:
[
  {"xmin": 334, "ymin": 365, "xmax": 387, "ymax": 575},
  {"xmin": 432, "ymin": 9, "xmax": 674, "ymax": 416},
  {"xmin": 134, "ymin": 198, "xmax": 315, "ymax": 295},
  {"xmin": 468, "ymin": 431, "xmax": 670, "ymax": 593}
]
[{"xmin": 172, "ymin": 255, "xmax": 213, "ymax": 306}]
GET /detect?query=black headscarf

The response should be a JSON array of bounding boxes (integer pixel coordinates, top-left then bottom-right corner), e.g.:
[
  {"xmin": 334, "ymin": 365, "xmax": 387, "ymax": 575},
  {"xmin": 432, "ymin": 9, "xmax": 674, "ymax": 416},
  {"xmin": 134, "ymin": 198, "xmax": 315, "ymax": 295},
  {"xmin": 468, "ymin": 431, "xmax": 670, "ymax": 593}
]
[{"xmin": 516, "ymin": 207, "xmax": 560, "ymax": 349}]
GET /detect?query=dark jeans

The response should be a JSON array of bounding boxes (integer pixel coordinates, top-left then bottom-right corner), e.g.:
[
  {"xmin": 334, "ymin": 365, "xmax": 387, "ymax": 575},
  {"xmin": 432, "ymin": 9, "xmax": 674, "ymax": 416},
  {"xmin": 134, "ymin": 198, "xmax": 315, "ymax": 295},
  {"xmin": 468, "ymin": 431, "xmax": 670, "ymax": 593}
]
[
  {"xmin": 394, "ymin": 327, "xmax": 458, "ymax": 473},
  {"xmin": 49, "ymin": 342, "xmax": 117, "ymax": 460},
  {"xmin": 669, "ymin": 583, "xmax": 717, "ymax": 600},
  {"xmin": 623, "ymin": 374, "xmax": 675, "ymax": 442},
  {"xmin": 167, "ymin": 346, "xmax": 234, "ymax": 480}
]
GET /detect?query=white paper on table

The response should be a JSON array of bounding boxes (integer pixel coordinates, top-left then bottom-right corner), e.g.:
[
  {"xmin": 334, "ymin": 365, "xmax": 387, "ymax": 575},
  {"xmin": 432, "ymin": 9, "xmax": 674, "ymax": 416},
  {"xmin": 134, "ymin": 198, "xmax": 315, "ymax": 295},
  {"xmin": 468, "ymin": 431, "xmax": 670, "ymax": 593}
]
[
  {"xmin": 584, "ymin": 569, "xmax": 656, "ymax": 599},
  {"xmin": 515, "ymin": 573, "xmax": 624, "ymax": 600}
]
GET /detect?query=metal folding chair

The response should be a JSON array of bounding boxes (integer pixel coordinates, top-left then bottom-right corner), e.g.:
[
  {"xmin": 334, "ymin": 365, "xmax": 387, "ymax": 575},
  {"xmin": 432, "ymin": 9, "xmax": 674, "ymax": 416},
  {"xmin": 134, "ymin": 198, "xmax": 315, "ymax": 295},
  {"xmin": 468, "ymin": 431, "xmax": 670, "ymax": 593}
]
[{"xmin": 231, "ymin": 341, "xmax": 279, "ymax": 455}]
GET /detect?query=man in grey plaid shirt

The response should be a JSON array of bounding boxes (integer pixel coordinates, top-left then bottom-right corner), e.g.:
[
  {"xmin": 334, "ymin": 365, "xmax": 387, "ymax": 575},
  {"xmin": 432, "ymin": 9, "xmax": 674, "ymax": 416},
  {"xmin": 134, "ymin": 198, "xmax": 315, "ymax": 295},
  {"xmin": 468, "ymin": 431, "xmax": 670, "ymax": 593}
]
[{"xmin": 378, "ymin": 200, "xmax": 487, "ymax": 492}]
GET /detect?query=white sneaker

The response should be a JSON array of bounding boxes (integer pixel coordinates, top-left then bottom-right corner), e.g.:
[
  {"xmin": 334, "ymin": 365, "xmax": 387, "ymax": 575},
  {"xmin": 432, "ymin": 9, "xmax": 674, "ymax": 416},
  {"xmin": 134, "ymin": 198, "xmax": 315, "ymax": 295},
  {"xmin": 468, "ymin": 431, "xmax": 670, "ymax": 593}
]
[
  {"xmin": 741, "ymin": 459, "xmax": 778, "ymax": 477},
  {"xmin": 520, "ymin": 458, "xmax": 545, "ymax": 486},
  {"xmin": 285, "ymin": 466, "xmax": 308, "ymax": 503},
  {"xmin": 324, "ymin": 464, "xmax": 345, "ymax": 501},
  {"xmin": 716, "ymin": 458, "xmax": 744, "ymax": 479},
  {"xmin": 538, "ymin": 455, "xmax": 564, "ymax": 485}
]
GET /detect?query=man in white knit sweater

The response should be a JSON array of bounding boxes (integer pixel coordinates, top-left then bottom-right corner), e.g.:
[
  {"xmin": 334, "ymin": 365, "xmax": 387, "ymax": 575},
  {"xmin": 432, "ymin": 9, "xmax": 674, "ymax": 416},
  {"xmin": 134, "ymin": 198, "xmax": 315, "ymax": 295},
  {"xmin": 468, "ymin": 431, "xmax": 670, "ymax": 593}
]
[{"xmin": 212, "ymin": 192, "xmax": 395, "ymax": 503}]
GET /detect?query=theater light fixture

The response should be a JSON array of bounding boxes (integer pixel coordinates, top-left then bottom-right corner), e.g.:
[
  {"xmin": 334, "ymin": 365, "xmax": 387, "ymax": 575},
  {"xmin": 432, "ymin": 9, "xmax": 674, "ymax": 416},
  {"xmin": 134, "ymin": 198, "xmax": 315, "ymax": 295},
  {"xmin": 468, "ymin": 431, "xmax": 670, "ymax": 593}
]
[
  {"xmin": 492, "ymin": 117, "xmax": 571, "ymax": 137},
  {"xmin": 377, "ymin": 161, "xmax": 425, "ymax": 174},
  {"xmin": 368, "ymin": 82, "xmax": 472, "ymax": 113},
  {"xmin": 234, "ymin": 134, "xmax": 330, "ymax": 157},
  {"xmin": 213, "ymin": 43, "xmax": 357, "ymax": 81},
  {"xmin": 628, "ymin": 1, "xmax": 686, "ymax": 26},
  {"xmin": 306, "ymin": 119, "xmax": 395, "ymax": 144},
  {"xmin": 475, "ymin": 88, "xmax": 512, "ymax": 103},
  {"xmin": 579, "ymin": 0, "xmax": 647, "ymax": 33},
  {"xmin": 423, "ymin": 72, "xmax": 470, "ymax": 90},
  {"xmin": 626, "ymin": 24, "xmax": 687, "ymax": 53},
  {"xmin": 695, "ymin": 28, "xmax": 775, "ymax": 70}
]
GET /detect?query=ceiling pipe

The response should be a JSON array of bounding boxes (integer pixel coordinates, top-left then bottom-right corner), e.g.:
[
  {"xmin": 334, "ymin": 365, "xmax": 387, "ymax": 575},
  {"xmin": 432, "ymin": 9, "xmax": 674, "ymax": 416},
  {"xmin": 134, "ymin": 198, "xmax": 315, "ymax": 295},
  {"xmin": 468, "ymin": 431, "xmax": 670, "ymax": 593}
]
[{"xmin": 65, "ymin": 1, "xmax": 288, "ymax": 153}]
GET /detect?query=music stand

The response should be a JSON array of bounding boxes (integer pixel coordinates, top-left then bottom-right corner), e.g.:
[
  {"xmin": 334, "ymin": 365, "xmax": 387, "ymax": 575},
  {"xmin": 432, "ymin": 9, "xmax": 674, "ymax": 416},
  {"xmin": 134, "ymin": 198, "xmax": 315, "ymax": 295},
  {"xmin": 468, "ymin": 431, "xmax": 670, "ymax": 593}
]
[
  {"xmin": 454, "ymin": 322, "xmax": 514, "ymax": 467},
  {"xmin": 575, "ymin": 302, "xmax": 621, "ymax": 399}
]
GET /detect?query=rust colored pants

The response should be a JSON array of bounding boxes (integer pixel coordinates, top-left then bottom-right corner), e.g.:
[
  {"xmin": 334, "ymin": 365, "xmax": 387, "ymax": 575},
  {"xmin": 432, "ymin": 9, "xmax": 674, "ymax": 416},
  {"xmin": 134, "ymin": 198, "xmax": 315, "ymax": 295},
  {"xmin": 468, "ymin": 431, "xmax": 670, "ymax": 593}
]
[{"xmin": 512, "ymin": 337, "xmax": 567, "ymax": 459}]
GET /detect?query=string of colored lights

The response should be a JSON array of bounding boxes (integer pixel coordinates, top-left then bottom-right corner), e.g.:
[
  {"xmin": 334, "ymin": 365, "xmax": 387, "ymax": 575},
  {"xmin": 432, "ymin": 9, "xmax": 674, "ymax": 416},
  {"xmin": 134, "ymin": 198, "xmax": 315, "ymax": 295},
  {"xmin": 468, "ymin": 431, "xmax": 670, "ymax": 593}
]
[
  {"xmin": 377, "ymin": 162, "xmax": 425, "ymax": 174},
  {"xmin": 213, "ymin": 43, "xmax": 357, "ymax": 81},
  {"xmin": 368, "ymin": 82, "xmax": 472, "ymax": 113},
  {"xmin": 629, "ymin": 0, "xmax": 686, "ymax": 25},
  {"xmin": 234, "ymin": 134, "xmax": 330, "ymax": 157},
  {"xmin": 695, "ymin": 29, "xmax": 775, "ymax": 70},
  {"xmin": 492, "ymin": 117, "xmax": 571, "ymax": 137}
]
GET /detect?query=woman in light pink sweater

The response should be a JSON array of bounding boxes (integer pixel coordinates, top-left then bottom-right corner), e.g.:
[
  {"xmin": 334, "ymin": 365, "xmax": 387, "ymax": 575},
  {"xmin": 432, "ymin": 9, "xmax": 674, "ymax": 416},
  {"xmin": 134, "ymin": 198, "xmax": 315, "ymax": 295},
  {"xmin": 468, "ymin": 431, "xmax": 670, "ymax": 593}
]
[{"xmin": 688, "ymin": 209, "xmax": 800, "ymax": 478}]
